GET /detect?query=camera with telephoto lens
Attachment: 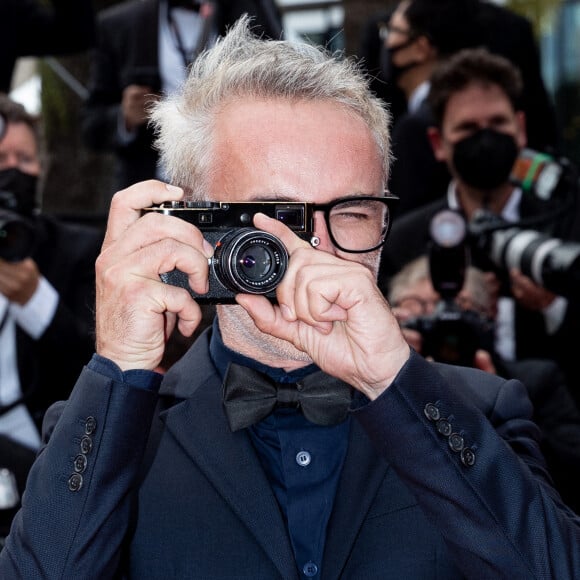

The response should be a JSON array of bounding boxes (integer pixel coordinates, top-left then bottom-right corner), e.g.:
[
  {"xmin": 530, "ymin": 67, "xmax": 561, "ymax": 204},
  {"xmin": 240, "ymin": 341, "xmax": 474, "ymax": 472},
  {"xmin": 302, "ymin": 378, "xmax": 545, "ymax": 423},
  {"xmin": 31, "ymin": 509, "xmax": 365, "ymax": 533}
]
[
  {"xmin": 468, "ymin": 209, "xmax": 580, "ymax": 299},
  {"xmin": 0, "ymin": 191, "xmax": 36, "ymax": 262},
  {"xmin": 142, "ymin": 201, "xmax": 317, "ymax": 304},
  {"xmin": 401, "ymin": 211, "xmax": 493, "ymax": 367}
]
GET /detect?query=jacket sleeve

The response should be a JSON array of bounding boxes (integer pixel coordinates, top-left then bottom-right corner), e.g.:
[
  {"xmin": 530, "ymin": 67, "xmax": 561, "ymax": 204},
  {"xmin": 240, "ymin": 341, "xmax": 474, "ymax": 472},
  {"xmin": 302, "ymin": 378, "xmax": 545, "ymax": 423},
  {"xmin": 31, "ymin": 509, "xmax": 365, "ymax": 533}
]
[
  {"xmin": 0, "ymin": 364, "xmax": 159, "ymax": 579},
  {"xmin": 353, "ymin": 350, "xmax": 580, "ymax": 580}
]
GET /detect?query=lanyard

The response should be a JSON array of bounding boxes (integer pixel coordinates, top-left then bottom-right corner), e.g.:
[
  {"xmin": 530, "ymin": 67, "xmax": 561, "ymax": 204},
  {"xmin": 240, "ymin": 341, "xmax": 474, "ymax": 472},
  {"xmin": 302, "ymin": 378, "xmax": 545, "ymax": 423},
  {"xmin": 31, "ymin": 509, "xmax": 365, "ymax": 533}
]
[{"xmin": 167, "ymin": 2, "xmax": 215, "ymax": 69}]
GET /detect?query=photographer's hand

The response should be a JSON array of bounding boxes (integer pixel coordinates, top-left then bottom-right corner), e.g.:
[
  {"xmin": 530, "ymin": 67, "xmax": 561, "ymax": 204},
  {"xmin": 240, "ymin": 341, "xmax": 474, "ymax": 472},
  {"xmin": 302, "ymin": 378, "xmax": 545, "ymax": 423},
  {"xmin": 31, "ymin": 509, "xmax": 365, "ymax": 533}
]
[
  {"xmin": 121, "ymin": 85, "xmax": 158, "ymax": 131},
  {"xmin": 235, "ymin": 213, "xmax": 410, "ymax": 400},
  {"xmin": 510, "ymin": 268, "xmax": 556, "ymax": 311},
  {"xmin": 95, "ymin": 181, "xmax": 214, "ymax": 371},
  {"xmin": 0, "ymin": 258, "xmax": 40, "ymax": 304}
]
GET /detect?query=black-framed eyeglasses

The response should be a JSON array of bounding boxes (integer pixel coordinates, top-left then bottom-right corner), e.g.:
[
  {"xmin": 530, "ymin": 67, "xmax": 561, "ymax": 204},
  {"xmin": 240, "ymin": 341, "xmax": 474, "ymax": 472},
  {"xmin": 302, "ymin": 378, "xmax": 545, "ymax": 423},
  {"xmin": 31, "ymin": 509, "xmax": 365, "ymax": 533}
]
[{"xmin": 312, "ymin": 194, "xmax": 399, "ymax": 253}]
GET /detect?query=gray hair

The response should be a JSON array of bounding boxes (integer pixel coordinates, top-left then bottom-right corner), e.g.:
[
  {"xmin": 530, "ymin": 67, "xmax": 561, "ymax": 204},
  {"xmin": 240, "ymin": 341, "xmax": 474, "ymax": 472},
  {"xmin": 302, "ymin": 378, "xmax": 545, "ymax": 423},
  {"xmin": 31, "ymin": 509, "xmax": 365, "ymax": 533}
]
[
  {"xmin": 150, "ymin": 15, "xmax": 391, "ymax": 197},
  {"xmin": 388, "ymin": 255, "xmax": 492, "ymax": 315}
]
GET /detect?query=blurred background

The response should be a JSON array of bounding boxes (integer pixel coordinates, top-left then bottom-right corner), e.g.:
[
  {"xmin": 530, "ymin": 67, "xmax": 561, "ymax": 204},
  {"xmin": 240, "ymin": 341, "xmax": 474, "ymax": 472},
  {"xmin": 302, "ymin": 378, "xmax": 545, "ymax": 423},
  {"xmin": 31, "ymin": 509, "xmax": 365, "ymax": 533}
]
[{"xmin": 8, "ymin": 0, "xmax": 579, "ymax": 221}]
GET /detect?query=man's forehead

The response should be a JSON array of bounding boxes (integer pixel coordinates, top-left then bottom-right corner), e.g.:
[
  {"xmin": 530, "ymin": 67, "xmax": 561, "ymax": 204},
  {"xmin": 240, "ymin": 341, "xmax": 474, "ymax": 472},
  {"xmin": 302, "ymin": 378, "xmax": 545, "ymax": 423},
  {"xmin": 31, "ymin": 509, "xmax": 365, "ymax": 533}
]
[{"xmin": 443, "ymin": 82, "xmax": 515, "ymax": 123}]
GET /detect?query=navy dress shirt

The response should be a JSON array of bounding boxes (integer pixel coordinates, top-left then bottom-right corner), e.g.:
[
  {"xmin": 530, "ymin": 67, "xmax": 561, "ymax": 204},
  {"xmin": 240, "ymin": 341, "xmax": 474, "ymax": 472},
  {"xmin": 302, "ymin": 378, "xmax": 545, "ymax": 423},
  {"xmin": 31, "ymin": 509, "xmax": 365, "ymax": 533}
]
[{"xmin": 209, "ymin": 319, "xmax": 350, "ymax": 579}]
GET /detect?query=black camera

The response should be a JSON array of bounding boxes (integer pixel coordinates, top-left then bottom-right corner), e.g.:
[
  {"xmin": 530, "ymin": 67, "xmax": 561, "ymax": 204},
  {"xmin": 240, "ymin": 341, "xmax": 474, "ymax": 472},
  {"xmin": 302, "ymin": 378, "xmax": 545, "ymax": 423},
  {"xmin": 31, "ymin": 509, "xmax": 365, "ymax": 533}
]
[
  {"xmin": 143, "ymin": 201, "xmax": 316, "ymax": 303},
  {"xmin": 402, "ymin": 211, "xmax": 493, "ymax": 367},
  {"xmin": 468, "ymin": 209, "xmax": 580, "ymax": 299},
  {"xmin": 403, "ymin": 303, "xmax": 492, "ymax": 367},
  {"xmin": 0, "ymin": 191, "xmax": 36, "ymax": 262}
]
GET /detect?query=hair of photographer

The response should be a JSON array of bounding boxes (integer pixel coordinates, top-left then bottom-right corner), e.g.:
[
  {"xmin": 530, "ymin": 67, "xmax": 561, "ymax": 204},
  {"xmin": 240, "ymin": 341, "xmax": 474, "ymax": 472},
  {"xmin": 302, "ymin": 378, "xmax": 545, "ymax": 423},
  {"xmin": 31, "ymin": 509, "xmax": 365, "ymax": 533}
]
[{"xmin": 388, "ymin": 255, "xmax": 493, "ymax": 318}]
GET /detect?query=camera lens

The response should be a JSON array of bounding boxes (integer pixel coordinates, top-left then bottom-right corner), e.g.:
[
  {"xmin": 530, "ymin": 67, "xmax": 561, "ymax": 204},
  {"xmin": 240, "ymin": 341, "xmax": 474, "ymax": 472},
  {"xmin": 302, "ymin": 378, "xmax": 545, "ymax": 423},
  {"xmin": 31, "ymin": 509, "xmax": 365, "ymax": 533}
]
[
  {"xmin": 238, "ymin": 246, "xmax": 273, "ymax": 281},
  {"xmin": 214, "ymin": 228, "xmax": 288, "ymax": 294}
]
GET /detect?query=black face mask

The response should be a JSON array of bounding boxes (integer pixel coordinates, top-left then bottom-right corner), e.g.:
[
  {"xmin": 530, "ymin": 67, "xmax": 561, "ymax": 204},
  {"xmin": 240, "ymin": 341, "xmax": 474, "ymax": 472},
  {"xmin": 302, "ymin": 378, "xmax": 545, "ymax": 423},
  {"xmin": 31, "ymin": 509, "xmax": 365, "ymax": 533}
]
[
  {"xmin": 380, "ymin": 37, "xmax": 420, "ymax": 86},
  {"xmin": 452, "ymin": 128, "xmax": 519, "ymax": 191},
  {"xmin": 0, "ymin": 167, "xmax": 39, "ymax": 217}
]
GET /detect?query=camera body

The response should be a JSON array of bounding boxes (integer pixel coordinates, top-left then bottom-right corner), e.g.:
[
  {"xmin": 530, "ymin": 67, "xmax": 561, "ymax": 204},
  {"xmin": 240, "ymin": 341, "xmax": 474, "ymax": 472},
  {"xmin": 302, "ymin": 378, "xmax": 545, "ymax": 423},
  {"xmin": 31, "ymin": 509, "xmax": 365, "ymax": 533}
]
[
  {"xmin": 403, "ymin": 303, "xmax": 492, "ymax": 367},
  {"xmin": 401, "ymin": 210, "xmax": 493, "ymax": 367},
  {"xmin": 143, "ymin": 201, "xmax": 315, "ymax": 303},
  {"xmin": 0, "ymin": 191, "xmax": 36, "ymax": 262}
]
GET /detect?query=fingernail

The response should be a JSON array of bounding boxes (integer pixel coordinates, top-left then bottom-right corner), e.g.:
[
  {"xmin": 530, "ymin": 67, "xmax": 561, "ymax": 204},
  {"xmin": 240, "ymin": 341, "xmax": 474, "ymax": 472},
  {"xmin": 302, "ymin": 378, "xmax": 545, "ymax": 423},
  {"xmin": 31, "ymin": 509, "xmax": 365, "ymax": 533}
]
[
  {"xmin": 280, "ymin": 303, "xmax": 295, "ymax": 320},
  {"xmin": 202, "ymin": 239, "xmax": 214, "ymax": 258},
  {"xmin": 165, "ymin": 183, "xmax": 183, "ymax": 195}
]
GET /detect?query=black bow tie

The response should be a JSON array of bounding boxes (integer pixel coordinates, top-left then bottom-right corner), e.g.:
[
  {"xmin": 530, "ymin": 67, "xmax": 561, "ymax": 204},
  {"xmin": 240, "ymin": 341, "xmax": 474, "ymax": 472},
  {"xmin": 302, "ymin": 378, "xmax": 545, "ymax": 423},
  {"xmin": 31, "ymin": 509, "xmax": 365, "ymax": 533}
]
[{"xmin": 222, "ymin": 363, "xmax": 353, "ymax": 432}]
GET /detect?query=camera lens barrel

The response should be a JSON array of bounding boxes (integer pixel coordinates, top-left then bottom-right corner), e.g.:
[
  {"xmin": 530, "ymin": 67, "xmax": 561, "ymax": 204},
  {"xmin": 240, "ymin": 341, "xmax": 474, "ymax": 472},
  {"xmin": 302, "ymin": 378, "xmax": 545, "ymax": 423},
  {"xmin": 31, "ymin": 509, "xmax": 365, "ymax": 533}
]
[
  {"xmin": 490, "ymin": 227, "xmax": 580, "ymax": 297},
  {"xmin": 214, "ymin": 228, "xmax": 288, "ymax": 295}
]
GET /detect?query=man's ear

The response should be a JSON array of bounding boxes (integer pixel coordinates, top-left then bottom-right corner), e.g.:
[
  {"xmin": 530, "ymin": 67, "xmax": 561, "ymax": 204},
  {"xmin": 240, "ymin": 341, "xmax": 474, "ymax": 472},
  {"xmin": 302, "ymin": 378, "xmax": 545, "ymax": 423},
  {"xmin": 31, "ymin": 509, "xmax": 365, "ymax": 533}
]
[
  {"xmin": 427, "ymin": 126, "xmax": 447, "ymax": 161},
  {"xmin": 415, "ymin": 35, "xmax": 437, "ymax": 63}
]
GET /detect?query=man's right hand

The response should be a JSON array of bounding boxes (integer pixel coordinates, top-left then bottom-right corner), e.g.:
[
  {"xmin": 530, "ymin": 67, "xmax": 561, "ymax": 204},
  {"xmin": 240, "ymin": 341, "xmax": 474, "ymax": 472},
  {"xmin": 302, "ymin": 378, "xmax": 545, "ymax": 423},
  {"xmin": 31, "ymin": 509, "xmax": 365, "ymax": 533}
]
[
  {"xmin": 95, "ymin": 181, "xmax": 214, "ymax": 371},
  {"xmin": 121, "ymin": 85, "xmax": 157, "ymax": 131}
]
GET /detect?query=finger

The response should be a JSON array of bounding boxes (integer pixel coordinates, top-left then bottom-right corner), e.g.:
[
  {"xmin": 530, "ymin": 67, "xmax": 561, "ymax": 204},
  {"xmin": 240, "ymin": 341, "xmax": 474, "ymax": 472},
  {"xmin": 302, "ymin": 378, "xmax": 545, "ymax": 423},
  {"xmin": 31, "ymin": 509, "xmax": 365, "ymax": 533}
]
[
  {"xmin": 102, "ymin": 210, "xmax": 214, "ymax": 266},
  {"xmin": 252, "ymin": 213, "xmax": 313, "ymax": 254},
  {"xmin": 103, "ymin": 180, "xmax": 184, "ymax": 250},
  {"xmin": 474, "ymin": 349, "xmax": 496, "ymax": 374},
  {"xmin": 98, "ymin": 237, "xmax": 211, "ymax": 300}
]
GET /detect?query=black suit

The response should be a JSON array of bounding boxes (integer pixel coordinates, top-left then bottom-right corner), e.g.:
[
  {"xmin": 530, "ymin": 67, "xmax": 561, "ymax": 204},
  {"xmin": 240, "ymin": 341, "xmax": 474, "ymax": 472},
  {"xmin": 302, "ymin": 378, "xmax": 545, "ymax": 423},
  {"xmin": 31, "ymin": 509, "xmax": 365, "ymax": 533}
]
[
  {"xmin": 0, "ymin": 0, "xmax": 95, "ymax": 93},
  {"xmin": 388, "ymin": 99, "xmax": 450, "ymax": 216},
  {"xmin": 82, "ymin": 0, "xmax": 283, "ymax": 190},
  {"xmin": 0, "ymin": 214, "xmax": 102, "ymax": 538},
  {"xmin": 477, "ymin": 1, "xmax": 560, "ymax": 152},
  {"xmin": 3, "ymin": 337, "xmax": 580, "ymax": 577},
  {"xmin": 497, "ymin": 357, "xmax": 580, "ymax": 514}
]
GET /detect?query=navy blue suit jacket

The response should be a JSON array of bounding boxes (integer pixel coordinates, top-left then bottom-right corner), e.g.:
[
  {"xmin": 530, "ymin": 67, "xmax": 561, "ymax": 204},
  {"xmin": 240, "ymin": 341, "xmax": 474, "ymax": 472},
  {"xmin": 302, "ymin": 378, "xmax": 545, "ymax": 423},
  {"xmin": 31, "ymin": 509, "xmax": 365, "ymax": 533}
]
[{"xmin": 1, "ymin": 332, "xmax": 579, "ymax": 578}]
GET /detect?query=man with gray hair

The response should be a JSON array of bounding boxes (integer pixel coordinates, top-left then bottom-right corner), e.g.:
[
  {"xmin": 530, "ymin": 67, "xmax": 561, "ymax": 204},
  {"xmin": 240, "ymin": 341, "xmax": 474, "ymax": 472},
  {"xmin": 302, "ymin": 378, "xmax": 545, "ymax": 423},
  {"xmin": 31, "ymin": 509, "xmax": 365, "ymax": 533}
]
[{"xmin": 1, "ymin": 17, "xmax": 579, "ymax": 579}]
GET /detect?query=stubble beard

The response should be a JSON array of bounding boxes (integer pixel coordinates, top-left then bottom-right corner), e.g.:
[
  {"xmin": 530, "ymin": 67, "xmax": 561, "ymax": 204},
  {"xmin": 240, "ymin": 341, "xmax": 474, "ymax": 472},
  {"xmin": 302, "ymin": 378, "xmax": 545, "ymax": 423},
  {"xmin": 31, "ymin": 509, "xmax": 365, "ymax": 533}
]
[{"xmin": 216, "ymin": 250, "xmax": 380, "ymax": 370}]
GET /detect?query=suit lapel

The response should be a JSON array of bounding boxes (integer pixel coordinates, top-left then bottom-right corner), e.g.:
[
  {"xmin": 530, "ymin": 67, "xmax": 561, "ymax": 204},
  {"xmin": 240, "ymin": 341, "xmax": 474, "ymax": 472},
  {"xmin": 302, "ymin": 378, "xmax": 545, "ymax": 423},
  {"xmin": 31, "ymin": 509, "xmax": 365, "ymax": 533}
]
[
  {"xmin": 160, "ymin": 338, "xmax": 299, "ymax": 579},
  {"xmin": 321, "ymin": 419, "xmax": 391, "ymax": 579}
]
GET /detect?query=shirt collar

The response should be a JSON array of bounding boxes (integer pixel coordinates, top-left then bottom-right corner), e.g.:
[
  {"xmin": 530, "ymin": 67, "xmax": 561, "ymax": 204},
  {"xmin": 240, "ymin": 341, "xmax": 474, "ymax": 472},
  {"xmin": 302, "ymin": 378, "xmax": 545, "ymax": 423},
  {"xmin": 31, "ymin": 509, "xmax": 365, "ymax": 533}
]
[
  {"xmin": 447, "ymin": 180, "xmax": 522, "ymax": 222},
  {"xmin": 408, "ymin": 81, "xmax": 430, "ymax": 114}
]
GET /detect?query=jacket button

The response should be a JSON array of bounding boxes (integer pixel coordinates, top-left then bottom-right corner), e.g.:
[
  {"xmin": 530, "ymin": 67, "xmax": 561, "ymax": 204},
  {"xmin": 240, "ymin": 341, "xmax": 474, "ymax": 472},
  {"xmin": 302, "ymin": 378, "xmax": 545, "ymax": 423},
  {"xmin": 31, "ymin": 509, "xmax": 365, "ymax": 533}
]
[
  {"xmin": 68, "ymin": 473, "xmax": 83, "ymax": 492},
  {"xmin": 85, "ymin": 416, "xmax": 97, "ymax": 435},
  {"xmin": 436, "ymin": 419, "xmax": 452, "ymax": 437},
  {"xmin": 73, "ymin": 454, "xmax": 88, "ymax": 474},
  {"xmin": 448, "ymin": 433, "xmax": 465, "ymax": 453},
  {"xmin": 461, "ymin": 447, "xmax": 476, "ymax": 467},
  {"xmin": 424, "ymin": 403, "xmax": 440, "ymax": 422},
  {"xmin": 80, "ymin": 436, "xmax": 93, "ymax": 455}
]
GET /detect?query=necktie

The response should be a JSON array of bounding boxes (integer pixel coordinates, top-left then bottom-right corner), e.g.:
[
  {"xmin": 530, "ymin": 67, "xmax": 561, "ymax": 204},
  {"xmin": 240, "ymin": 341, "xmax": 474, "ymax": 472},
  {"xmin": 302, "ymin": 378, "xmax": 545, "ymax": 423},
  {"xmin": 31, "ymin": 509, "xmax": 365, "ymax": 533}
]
[{"xmin": 222, "ymin": 363, "xmax": 353, "ymax": 432}]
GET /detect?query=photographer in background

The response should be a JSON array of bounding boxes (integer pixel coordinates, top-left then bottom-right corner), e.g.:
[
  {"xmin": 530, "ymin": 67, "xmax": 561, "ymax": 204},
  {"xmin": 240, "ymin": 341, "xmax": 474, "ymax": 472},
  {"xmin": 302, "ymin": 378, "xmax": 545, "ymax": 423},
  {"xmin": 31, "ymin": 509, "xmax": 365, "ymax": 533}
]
[
  {"xmin": 82, "ymin": 0, "xmax": 282, "ymax": 192},
  {"xmin": 380, "ymin": 48, "xmax": 580, "ymax": 401},
  {"xmin": 0, "ymin": 0, "xmax": 95, "ymax": 93},
  {"xmin": 0, "ymin": 96, "xmax": 102, "ymax": 541},
  {"xmin": 389, "ymin": 254, "xmax": 580, "ymax": 514}
]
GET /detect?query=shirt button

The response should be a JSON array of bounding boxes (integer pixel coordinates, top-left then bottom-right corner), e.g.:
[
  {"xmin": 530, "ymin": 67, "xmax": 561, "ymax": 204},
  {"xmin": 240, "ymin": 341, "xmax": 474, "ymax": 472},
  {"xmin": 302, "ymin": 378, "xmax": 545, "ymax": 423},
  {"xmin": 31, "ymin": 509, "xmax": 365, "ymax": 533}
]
[
  {"xmin": 296, "ymin": 450, "xmax": 311, "ymax": 467},
  {"xmin": 303, "ymin": 561, "xmax": 318, "ymax": 577}
]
